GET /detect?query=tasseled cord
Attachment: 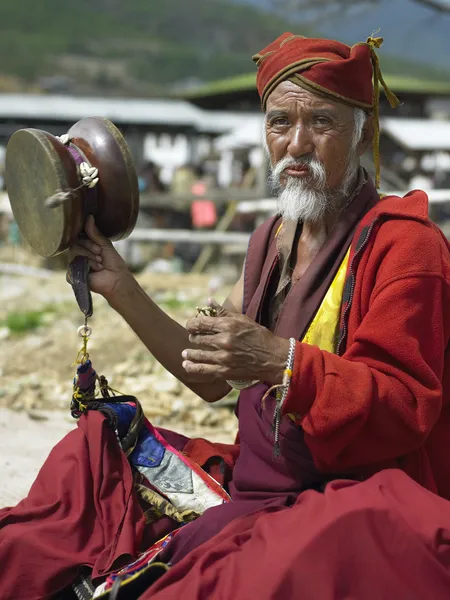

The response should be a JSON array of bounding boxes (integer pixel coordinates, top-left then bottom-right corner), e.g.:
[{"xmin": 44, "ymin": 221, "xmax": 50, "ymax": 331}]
[
  {"xmin": 261, "ymin": 337, "xmax": 296, "ymax": 457},
  {"xmin": 366, "ymin": 34, "xmax": 401, "ymax": 189},
  {"xmin": 261, "ymin": 368, "xmax": 293, "ymax": 457}
]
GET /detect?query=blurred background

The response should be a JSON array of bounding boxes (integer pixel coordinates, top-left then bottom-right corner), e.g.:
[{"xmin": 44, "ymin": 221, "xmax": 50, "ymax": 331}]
[{"xmin": 1, "ymin": 0, "xmax": 450, "ymax": 505}]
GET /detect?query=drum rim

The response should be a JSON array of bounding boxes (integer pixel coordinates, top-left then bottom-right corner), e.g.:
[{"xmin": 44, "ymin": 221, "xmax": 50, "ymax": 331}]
[
  {"xmin": 5, "ymin": 128, "xmax": 83, "ymax": 257},
  {"xmin": 67, "ymin": 117, "xmax": 140, "ymax": 241}
]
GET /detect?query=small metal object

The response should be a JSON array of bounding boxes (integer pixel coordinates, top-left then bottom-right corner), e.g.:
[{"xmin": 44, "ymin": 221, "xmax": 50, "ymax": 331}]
[
  {"xmin": 196, "ymin": 306, "xmax": 217, "ymax": 317},
  {"xmin": 77, "ymin": 325, "xmax": 92, "ymax": 338}
]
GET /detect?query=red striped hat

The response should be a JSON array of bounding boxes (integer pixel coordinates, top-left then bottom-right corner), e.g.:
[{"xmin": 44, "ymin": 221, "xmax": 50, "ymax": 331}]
[{"xmin": 253, "ymin": 33, "xmax": 400, "ymax": 187}]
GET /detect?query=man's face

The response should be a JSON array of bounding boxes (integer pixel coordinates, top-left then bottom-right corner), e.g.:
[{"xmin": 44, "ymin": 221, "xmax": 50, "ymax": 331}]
[{"xmin": 265, "ymin": 81, "xmax": 363, "ymax": 191}]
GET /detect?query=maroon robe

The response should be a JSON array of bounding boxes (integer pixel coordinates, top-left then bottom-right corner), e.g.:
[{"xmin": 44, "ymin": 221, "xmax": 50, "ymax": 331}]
[
  {"xmin": 146, "ymin": 470, "xmax": 450, "ymax": 600},
  {"xmin": 156, "ymin": 176, "xmax": 380, "ymax": 566}
]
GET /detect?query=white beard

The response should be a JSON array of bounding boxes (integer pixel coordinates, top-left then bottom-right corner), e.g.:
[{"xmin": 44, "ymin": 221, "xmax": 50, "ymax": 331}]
[{"xmin": 268, "ymin": 154, "xmax": 359, "ymax": 224}]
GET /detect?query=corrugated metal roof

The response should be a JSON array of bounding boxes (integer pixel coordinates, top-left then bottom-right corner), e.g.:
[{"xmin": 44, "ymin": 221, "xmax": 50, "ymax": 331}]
[
  {"xmin": 382, "ymin": 117, "xmax": 450, "ymax": 150},
  {"xmin": 0, "ymin": 94, "xmax": 261, "ymax": 136},
  {"xmin": 198, "ymin": 111, "xmax": 259, "ymax": 134},
  {"xmin": 214, "ymin": 116, "xmax": 264, "ymax": 150},
  {"xmin": 0, "ymin": 94, "xmax": 204, "ymax": 127}
]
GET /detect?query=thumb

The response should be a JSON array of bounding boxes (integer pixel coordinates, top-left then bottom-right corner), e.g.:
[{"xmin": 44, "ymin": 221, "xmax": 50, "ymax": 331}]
[
  {"xmin": 208, "ymin": 297, "xmax": 229, "ymax": 317},
  {"xmin": 84, "ymin": 215, "xmax": 110, "ymax": 246}
]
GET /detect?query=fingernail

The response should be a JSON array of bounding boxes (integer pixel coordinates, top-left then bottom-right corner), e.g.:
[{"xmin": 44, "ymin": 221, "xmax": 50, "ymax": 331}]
[
  {"xmin": 96, "ymin": 255, "xmax": 103, "ymax": 262},
  {"xmin": 182, "ymin": 361, "xmax": 188, "ymax": 369},
  {"xmin": 181, "ymin": 350, "xmax": 187, "ymax": 359},
  {"xmin": 93, "ymin": 245, "xmax": 101, "ymax": 253}
]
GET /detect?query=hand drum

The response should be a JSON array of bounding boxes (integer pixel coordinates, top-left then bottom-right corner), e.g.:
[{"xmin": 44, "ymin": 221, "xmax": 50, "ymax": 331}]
[{"xmin": 5, "ymin": 117, "xmax": 140, "ymax": 257}]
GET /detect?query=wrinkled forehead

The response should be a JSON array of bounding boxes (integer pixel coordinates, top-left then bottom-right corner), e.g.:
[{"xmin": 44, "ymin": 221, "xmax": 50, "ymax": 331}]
[{"xmin": 265, "ymin": 80, "xmax": 353, "ymax": 119}]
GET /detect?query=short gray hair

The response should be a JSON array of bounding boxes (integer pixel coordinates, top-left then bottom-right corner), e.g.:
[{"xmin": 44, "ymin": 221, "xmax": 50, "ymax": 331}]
[{"xmin": 352, "ymin": 108, "xmax": 367, "ymax": 150}]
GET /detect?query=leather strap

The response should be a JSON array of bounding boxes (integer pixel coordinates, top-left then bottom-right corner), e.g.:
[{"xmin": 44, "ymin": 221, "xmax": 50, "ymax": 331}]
[
  {"xmin": 64, "ymin": 140, "xmax": 98, "ymax": 320},
  {"xmin": 66, "ymin": 255, "xmax": 93, "ymax": 318}
]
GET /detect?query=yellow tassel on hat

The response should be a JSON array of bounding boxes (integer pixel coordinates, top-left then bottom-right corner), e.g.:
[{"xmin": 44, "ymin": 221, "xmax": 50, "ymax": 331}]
[{"xmin": 366, "ymin": 34, "xmax": 401, "ymax": 188}]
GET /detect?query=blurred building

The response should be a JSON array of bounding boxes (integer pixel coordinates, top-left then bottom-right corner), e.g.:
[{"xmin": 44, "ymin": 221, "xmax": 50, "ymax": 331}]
[{"xmin": 183, "ymin": 71, "xmax": 450, "ymax": 192}]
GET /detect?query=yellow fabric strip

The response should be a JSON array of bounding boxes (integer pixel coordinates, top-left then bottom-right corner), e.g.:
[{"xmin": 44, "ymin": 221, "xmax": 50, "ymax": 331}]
[{"xmin": 301, "ymin": 247, "xmax": 351, "ymax": 353}]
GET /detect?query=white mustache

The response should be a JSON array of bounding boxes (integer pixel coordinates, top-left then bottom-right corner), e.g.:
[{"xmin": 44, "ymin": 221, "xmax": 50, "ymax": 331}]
[{"xmin": 270, "ymin": 155, "xmax": 327, "ymax": 190}]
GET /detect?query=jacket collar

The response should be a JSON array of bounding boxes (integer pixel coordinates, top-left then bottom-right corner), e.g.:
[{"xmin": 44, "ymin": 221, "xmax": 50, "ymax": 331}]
[{"xmin": 362, "ymin": 189, "xmax": 430, "ymax": 225}]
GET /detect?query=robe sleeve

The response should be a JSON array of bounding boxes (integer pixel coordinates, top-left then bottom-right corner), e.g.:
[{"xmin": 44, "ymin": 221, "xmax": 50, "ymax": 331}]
[{"xmin": 282, "ymin": 267, "xmax": 447, "ymax": 471}]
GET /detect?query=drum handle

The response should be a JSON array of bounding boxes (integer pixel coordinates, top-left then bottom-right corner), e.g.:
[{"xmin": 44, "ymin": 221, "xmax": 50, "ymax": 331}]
[{"xmin": 66, "ymin": 254, "xmax": 93, "ymax": 319}]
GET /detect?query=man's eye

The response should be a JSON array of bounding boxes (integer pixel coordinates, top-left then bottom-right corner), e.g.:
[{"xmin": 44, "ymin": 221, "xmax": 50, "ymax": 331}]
[
  {"xmin": 271, "ymin": 118, "xmax": 289, "ymax": 126},
  {"xmin": 314, "ymin": 117, "xmax": 331, "ymax": 126}
]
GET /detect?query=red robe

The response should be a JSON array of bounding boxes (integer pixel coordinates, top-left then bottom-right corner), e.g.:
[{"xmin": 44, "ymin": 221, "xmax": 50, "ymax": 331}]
[
  {"xmin": 146, "ymin": 470, "xmax": 450, "ymax": 600},
  {"xmin": 2, "ymin": 186, "xmax": 450, "ymax": 599}
]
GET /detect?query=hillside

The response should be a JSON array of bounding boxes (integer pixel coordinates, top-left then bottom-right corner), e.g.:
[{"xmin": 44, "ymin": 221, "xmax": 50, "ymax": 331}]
[
  {"xmin": 0, "ymin": 0, "xmax": 313, "ymax": 96},
  {"xmin": 1, "ymin": 0, "xmax": 448, "ymax": 97},
  {"xmin": 238, "ymin": 0, "xmax": 450, "ymax": 70}
]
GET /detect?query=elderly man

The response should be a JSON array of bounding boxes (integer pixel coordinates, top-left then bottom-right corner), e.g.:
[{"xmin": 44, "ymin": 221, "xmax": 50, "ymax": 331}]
[{"xmin": 3, "ymin": 32, "xmax": 450, "ymax": 599}]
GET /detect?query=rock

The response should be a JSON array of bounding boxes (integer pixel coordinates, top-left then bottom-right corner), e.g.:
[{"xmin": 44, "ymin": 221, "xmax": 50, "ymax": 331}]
[
  {"xmin": 11, "ymin": 398, "xmax": 24, "ymax": 411},
  {"xmin": 150, "ymin": 373, "xmax": 181, "ymax": 395},
  {"xmin": 190, "ymin": 406, "xmax": 215, "ymax": 426},
  {"xmin": 171, "ymin": 398, "xmax": 186, "ymax": 412},
  {"xmin": 18, "ymin": 374, "xmax": 41, "ymax": 390},
  {"xmin": 122, "ymin": 374, "xmax": 156, "ymax": 395},
  {"xmin": 113, "ymin": 357, "xmax": 153, "ymax": 378},
  {"xmin": 0, "ymin": 270, "xmax": 238, "ymax": 443},
  {"xmin": 27, "ymin": 410, "xmax": 49, "ymax": 421},
  {"xmin": 142, "ymin": 405, "xmax": 173, "ymax": 418},
  {"xmin": 22, "ymin": 392, "xmax": 37, "ymax": 413},
  {"xmin": 113, "ymin": 361, "xmax": 132, "ymax": 376},
  {"xmin": 6, "ymin": 383, "xmax": 23, "ymax": 400},
  {"xmin": 23, "ymin": 335, "xmax": 52, "ymax": 350}
]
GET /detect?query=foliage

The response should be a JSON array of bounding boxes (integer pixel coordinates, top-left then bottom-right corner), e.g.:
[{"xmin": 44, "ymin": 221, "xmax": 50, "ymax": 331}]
[
  {"xmin": 4, "ymin": 310, "xmax": 44, "ymax": 333},
  {"xmin": 1, "ymin": 0, "xmax": 448, "ymax": 96},
  {"xmin": 0, "ymin": 0, "xmax": 312, "ymax": 94}
]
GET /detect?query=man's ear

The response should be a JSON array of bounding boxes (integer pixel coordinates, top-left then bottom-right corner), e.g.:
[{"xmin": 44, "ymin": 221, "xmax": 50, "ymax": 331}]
[{"xmin": 357, "ymin": 113, "xmax": 374, "ymax": 157}]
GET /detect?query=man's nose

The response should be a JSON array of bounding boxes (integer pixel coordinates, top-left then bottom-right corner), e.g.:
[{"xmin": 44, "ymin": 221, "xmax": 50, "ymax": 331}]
[{"xmin": 287, "ymin": 125, "xmax": 314, "ymax": 159}]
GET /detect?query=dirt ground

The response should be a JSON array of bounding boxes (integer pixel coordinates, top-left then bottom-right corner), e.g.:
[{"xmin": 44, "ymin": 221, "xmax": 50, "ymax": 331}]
[{"xmin": 0, "ymin": 254, "xmax": 238, "ymax": 507}]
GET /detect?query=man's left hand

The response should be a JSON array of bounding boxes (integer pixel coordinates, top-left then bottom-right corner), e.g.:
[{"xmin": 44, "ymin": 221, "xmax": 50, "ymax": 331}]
[{"xmin": 182, "ymin": 300, "xmax": 290, "ymax": 384}]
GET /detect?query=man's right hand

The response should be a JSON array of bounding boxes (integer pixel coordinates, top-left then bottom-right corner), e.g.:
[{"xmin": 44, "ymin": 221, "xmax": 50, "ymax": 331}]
[{"xmin": 68, "ymin": 215, "xmax": 135, "ymax": 300}]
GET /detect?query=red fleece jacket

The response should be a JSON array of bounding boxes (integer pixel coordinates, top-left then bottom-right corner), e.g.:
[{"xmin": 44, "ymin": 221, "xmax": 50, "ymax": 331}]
[{"xmin": 283, "ymin": 190, "xmax": 450, "ymax": 498}]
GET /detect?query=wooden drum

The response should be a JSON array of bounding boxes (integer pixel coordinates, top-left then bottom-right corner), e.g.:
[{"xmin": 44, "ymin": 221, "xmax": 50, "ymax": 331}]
[{"xmin": 5, "ymin": 117, "xmax": 139, "ymax": 257}]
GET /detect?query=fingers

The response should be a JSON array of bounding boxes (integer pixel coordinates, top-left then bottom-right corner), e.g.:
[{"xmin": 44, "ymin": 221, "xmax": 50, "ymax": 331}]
[
  {"xmin": 187, "ymin": 334, "xmax": 232, "ymax": 352},
  {"xmin": 182, "ymin": 360, "xmax": 225, "ymax": 379},
  {"xmin": 88, "ymin": 260, "xmax": 104, "ymax": 272},
  {"xmin": 186, "ymin": 316, "xmax": 231, "ymax": 335},
  {"xmin": 68, "ymin": 244, "xmax": 103, "ymax": 266},
  {"xmin": 77, "ymin": 238, "xmax": 101, "ymax": 255},
  {"xmin": 181, "ymin": 348, "xmax": 226, "ymax": 365},
  {"xmin": 84, "ymin": 215, "xmax": 110, "ymax": 246}
]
